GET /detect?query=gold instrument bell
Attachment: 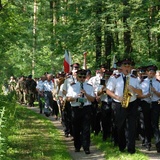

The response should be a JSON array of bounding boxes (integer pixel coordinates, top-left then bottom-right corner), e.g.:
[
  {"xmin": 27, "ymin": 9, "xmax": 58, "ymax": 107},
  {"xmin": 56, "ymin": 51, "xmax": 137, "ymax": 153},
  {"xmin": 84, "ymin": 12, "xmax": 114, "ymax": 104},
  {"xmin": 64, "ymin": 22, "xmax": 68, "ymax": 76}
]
[{"xmin": 121, "ymin": 75, "xmax": 133, "ymax": 108}]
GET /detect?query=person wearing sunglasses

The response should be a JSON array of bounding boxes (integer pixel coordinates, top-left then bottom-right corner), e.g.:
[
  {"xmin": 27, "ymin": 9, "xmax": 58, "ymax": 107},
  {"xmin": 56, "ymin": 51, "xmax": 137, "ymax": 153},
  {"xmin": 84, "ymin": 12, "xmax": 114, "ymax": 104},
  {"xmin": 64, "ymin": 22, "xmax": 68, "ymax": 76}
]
[
  {"xmin": 97, "ymin": 69, "xmax": 113, "ymax": 142},
  {"xmin": 66, "ymin": 69, "xmax": 95, "ymax": 154},
  {"xmin": 62, "ymin": 63, "xmax": 80, "ymax": 138},
  {"xmin": 87, "ymin": 64, "xmax": 107, "ymax": 136},
  {"xmin": 106, "ymin": 58, "xmax": 142, "ymax": 154},
  {"xmin": 138, "ymin": 65, "xmax": 160, "ymax": 153}
]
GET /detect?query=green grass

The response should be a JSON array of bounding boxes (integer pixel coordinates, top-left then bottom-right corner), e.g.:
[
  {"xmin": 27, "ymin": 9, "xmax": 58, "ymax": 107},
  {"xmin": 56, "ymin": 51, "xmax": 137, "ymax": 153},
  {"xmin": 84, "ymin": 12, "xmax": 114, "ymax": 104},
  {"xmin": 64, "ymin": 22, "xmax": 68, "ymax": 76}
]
[
  {"xmin": 2, "ymin": 96, "xmax": 150, "ymax": 160},
  {"xmin": 6, "ymin": 104, "xmax": 71, "ymax": 160},
  {"xmin": 91, "ymin": 133, "xmax": 149, "ymax": 160}
]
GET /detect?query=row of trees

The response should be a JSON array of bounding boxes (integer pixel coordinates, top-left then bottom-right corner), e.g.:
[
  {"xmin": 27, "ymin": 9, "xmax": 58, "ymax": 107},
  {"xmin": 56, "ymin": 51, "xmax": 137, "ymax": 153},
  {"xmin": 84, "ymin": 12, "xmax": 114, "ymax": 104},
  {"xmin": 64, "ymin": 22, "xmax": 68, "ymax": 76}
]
[{"xmin": 0, "ymin": 0, "xmax": 159, "ymax": 80}]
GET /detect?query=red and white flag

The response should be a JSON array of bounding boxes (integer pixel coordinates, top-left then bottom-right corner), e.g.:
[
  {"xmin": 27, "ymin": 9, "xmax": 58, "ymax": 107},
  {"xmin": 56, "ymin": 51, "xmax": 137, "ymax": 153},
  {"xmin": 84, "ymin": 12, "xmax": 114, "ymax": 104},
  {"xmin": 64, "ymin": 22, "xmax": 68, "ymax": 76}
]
[{"xmin": 63, "ymin": 50, "xmax": 72, "ymax": 73}]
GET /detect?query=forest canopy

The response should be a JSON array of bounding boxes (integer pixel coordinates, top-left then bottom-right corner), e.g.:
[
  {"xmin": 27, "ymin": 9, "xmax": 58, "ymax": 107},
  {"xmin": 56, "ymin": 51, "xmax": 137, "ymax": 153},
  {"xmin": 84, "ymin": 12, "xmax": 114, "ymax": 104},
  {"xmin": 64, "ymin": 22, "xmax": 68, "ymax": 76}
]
[{"xmin": 0, "ymin": 0, "xmax": 159, "ymax": 80}]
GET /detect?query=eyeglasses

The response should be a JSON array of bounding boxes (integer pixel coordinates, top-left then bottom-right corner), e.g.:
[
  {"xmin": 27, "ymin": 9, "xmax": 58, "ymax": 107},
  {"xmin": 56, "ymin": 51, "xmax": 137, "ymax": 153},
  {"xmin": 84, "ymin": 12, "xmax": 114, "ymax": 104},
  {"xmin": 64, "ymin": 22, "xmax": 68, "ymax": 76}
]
[
  {"xmin": 78, "ymin": 76, "xmax": 86, "ymax": 79},
  {"xmin": 73, "ymin": 66, "xmax": 79, "ymax": 69}
]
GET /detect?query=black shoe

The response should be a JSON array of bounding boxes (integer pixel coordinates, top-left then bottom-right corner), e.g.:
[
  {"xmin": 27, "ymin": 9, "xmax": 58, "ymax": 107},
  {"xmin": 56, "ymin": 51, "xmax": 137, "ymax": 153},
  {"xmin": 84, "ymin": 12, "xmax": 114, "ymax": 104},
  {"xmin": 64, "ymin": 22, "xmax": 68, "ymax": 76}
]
[
  {"xmin": 75, "ymin": 148, "xmax": 80, "ymax": 152},
  {"xmin": 146, "ymin": 144, "xmax": 151, "ymax": 151},
  {"xmin": 156, "ymin": 147, "xmax": 160, "ymax": 153},
  {"xmin": 146, "ymin": 146, "xmax": 151, "ymax": 151},
  {"xmin": 146, "ymin": 143, "xmax": 151, "ymax": 151},
  {"xmin": 84, "ymin": 150, "xmax": 90, "ymax": 154},
  {"xmin": 65, "ymin": 133, "xmax": 69, "ymax": 137}
]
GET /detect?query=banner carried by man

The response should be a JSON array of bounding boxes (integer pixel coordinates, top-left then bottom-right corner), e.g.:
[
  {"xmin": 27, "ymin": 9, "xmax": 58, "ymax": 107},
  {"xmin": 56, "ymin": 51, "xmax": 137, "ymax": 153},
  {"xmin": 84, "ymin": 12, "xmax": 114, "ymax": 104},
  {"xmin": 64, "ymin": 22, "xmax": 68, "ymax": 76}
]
[{"xmin": 63, "ymin": 50, "xmax": 72, "ymax": 73}]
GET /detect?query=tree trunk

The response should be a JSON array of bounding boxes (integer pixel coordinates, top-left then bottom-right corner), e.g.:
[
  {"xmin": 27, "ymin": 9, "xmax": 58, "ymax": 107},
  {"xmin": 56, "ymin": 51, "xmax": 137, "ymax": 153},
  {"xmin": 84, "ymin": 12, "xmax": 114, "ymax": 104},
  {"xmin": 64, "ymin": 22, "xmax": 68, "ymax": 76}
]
[
  {"xmin": 123, "ymin": 0, "xmax": 132, "ymax": 57},
  {"xmin": 50, "ymin": 0, "xmax": 57, "ymax": 73},
  {"xmin": 95, "ymin": 1, "xmax": 102, "ymax": 65},
  {"xmin": 0, "ymin": 0, "xmax": 2, "ymax": 11},
  {"xmin": 104, "ymin": 16, "xmax": 114, "ymax": 69},
  {"xmin": 32, "ymin": 0, "xmax": 37, "ymax": 77}
]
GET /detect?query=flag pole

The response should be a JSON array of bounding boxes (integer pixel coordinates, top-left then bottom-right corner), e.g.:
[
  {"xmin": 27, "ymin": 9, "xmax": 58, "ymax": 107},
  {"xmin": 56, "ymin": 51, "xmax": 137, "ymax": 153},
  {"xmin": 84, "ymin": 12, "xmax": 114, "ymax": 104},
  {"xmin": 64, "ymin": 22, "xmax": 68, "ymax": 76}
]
[{"xmin": 83, "ymin": 51, "xmax": 87, "ymax": 69}]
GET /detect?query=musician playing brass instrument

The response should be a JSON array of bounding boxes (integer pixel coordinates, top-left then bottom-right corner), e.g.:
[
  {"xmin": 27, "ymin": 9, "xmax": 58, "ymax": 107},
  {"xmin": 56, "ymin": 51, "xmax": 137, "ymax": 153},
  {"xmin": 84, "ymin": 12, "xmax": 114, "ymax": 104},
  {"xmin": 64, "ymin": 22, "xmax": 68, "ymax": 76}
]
[
  {"xmin": 138, "ymin": 65, "xmax": 160, "ymax": 153},
  {"xmin": 106, "ymin": 58, "xmax": 142, "ymax": 154}
]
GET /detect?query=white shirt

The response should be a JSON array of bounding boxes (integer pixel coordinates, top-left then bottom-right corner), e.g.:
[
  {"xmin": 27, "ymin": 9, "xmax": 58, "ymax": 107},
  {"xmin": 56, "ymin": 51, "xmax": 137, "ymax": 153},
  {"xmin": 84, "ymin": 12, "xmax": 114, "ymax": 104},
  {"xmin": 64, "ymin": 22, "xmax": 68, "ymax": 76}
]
[
  {"xmin": 107, "ymin": 73, "xmax": 141, "ymax": 103},
  {"xmin": 97, "ymin": 80, "xmax": 109, "ymax": 103},
  {"xmin": 66, "ymin": 81, "xmax": 95, "ymax": 107},
  {"xmin": 58, "ymin": 83, "xmax": 65, "ymax": 98},
  {"xmin": 36, "ymin": 80, "xmax": 44, "ymax": 91},
  {"xmin": 140, "ymin": 77, "xmax": 160, "ymax": 102},
  {"xmin": 87, "ymin": 74, "xmax": 103, "ymax": 95},
  {"xmin": 62, "ymin": 75, "xmax": 77, "ymax": 92},
  {"xmin": 42, "ymin": 80, "xmax": 54, "ymax": 92}
]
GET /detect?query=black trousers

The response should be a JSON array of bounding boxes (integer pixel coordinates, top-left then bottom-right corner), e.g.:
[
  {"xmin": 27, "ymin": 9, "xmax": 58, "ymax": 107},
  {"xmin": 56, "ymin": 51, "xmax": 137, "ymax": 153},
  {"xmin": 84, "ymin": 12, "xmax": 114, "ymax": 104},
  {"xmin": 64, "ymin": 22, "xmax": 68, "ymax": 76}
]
[
  {"xmin": 28, "ymin": 90, "xmax": 36, "ymax": 106},
  {"xmin": 63, "ymin": 101, "xmax": 72, "ymax": 136},
  {"xmin": 71, "ymin": 105, "xmax": 92, "ymax": 151},
  {"xmin": 151, "ymin": 101, "xmax": 160, "ymax": 149},
  {"xmin": 112, "ymin": 100, "xmax": 138, "ymax": 153},
  {"xmin": 52, "ymin": 100, "xmax": 59, "ymax": 116},
  {"xmin": 91, "ymin": 100, "xmax": 101, "ymax": 135},
  {"xmin": 140, "ymin": 101, "xmax": 152, "ymax": 146},
  {"xmin": 101, "ymin": 101, "xmax": 112, "ymax": 140},
  {"xmin": 38, "ymin": 94, "xmax": 44, "ymax": 113}
]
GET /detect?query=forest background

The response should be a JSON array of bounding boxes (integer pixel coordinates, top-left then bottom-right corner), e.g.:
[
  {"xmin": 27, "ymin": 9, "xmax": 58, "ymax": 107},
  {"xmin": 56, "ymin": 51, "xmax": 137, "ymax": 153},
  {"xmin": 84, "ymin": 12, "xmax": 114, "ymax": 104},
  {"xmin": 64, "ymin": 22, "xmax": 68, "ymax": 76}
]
[{"xmin": 0, "ymin": 0, "xmax": 159, "ymax": 83}]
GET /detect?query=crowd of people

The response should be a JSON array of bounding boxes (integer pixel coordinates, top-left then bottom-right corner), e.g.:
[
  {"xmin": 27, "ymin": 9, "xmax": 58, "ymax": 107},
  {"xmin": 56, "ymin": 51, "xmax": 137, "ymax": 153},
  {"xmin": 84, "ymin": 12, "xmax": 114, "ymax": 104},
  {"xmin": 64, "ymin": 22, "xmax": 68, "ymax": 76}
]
[{"xmin": 3, "ymin": 58, "xmax": 160, "ymax": 155}]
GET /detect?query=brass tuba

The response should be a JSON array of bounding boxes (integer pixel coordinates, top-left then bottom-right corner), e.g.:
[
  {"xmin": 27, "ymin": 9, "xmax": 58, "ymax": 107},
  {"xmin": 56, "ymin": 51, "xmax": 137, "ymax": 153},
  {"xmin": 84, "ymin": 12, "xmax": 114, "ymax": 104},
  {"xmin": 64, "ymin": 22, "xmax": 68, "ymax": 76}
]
[{"xmin": 121, "ymin": 75, "xmax": 133, "ymax": 108}]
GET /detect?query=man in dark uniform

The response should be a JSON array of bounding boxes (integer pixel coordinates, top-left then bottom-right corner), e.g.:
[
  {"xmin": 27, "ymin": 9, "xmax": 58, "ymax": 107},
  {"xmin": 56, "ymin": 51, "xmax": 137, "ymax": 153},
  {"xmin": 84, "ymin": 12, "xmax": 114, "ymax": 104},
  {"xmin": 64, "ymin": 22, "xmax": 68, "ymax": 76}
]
[
  {"xmin": 106, "ymin": 58, "xmax": 142, "ymax": 154},
  {"xmin": 66, "ymin": 69, "xmax": 95, "ymax": 154},
  {"xmin": 26, "ymin": 75, "xmax": 37, "ymax": 107}
]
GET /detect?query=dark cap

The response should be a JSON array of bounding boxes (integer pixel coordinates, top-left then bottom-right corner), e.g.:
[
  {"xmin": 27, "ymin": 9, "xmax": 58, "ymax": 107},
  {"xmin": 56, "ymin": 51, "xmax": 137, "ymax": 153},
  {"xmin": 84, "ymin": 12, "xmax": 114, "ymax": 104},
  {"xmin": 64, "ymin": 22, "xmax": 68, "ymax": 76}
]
[
  {"xmin": 28, "ymin": 75, "xmax": 32, "ymax": 79},
  {"xmin": 76, "ymin": 69, "xmax": 87, "ymax": 75},
  {"xmin": 113, "ymin": 59, "xmax": 121, "ymax": 68},
  {"xmin": 104, "ymin": 69, "xmax": 113, "ymax": 76},
  {"xmin": 120, "ymin": 58, "xmax": 135, "ymax": 66},
  {"xmin": 58, "ymin": 71, "xmax": 65, "ymax": 77},
  {"xmin": 137, "ymin": 66, "xmax": 146, "ymax": 74},
  {"xmin": 99, "ymin": 63, "xmax": 107, "ymax": 69},
  {"xmin": 146, "ymin": 65, "xmax": 158, "ymax": 72},
  {"xmin": 71, "ymin": 63, "xmax": 80, "ymax": 68},
  {"xmin": 86, "ymin": 69, "xmax": 92, "ymax": 76}
]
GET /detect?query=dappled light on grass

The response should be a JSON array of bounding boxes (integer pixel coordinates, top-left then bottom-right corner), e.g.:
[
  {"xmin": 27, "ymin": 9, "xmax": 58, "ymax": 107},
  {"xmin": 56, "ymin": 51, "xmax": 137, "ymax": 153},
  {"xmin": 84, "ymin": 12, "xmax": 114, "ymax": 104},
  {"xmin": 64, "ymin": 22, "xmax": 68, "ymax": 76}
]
[
  {"xmin": 7, "ymin": 105, "xmax": 71, "ymax": 160},
  {"xmin": 91, "ymin": 133, "xmax": 149, "ymax": 160}
]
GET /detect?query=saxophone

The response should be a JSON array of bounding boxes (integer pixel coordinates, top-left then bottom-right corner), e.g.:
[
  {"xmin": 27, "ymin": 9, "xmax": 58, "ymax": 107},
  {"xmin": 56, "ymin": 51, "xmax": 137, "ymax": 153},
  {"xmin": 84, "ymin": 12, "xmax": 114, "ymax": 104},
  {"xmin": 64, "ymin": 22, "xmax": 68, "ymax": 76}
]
[{"xmin": 121, "ymin": 75, "xmax": 133, "ymax": 108}]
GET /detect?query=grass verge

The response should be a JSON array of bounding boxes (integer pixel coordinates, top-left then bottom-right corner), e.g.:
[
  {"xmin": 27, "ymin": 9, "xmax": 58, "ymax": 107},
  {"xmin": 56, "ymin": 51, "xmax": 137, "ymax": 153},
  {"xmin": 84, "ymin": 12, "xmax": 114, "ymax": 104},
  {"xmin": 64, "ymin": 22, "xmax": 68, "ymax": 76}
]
[
  {"xmin": 91, "ymin": 133, "xmax": 149, "ymax": 160},
  {"xmin": 6, "ymin": 104, "xmax": 71, "ymax": 160}
]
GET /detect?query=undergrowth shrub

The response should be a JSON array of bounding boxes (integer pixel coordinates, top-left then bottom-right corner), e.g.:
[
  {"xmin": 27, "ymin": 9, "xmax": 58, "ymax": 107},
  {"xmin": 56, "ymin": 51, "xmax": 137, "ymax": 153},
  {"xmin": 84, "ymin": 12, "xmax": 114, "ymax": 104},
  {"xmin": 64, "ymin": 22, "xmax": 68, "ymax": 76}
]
[{"xmin": 0, "ymin": 91, "xmax": 17, "ymax": 159}]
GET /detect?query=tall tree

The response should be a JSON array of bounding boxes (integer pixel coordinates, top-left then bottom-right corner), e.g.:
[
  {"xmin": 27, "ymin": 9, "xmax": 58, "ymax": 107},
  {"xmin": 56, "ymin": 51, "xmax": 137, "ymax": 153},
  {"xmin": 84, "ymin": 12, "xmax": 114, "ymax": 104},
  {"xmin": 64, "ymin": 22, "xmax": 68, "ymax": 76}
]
[
  {"xmin": 123, "ymin": 0, "xmax": 132, "ymax": 57},
  {"xmin": 94, "ymin": 0, "xmax": 102, "ymax": 64},
  {"xmin": 32, "ymin": 0, "xmax": 38, "ymax": 77}
]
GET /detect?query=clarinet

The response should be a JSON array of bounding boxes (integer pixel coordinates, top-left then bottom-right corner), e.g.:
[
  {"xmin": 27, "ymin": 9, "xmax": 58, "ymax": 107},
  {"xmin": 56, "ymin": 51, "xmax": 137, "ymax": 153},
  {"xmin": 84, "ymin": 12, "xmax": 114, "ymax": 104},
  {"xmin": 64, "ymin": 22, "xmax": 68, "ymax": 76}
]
[
  {"xmin": 149, "ymin": 79, "xmax": 153, "ymax": 107},
  {"xmin": 79, "ymin": 82, "xmax": 84, "ymax": 108}
]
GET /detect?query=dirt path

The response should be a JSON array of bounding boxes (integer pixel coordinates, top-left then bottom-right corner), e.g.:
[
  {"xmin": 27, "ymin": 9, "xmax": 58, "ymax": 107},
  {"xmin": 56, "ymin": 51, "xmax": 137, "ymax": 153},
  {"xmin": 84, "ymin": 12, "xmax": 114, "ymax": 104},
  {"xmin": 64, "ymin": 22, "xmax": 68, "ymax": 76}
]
[{"xmin": 28, "ymin": 106, "xmax": 160, "ymax": 160}]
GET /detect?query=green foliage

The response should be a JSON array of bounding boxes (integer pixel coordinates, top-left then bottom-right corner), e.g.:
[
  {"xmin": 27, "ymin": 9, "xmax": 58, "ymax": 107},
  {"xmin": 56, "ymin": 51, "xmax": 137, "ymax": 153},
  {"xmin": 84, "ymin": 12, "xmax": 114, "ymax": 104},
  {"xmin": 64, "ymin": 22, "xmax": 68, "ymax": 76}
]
[
  {"xmin": 0, "ymin": 0, "xmax": 159, "ymax": 80},
  {"xmin": 0, "ymin": 92, "xmax": 17, "ymax": 159}
]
